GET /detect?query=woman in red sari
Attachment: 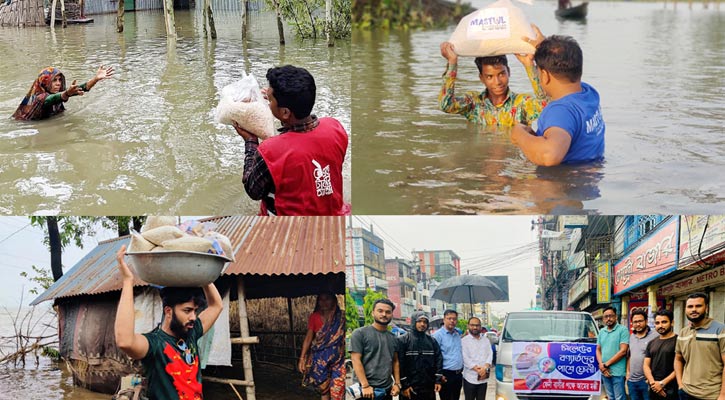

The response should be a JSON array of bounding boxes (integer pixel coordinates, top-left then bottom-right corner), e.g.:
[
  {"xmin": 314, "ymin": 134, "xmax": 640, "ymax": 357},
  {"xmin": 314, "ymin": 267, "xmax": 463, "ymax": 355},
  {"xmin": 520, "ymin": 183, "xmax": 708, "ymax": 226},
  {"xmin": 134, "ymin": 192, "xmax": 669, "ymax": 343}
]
[
  {"xmin": 13, "ymin": 65, "xmax": 114, "ymax": 121},
  {"xmin": 298, "ymin": 292, "xmax": 345, "ymax": 400}
]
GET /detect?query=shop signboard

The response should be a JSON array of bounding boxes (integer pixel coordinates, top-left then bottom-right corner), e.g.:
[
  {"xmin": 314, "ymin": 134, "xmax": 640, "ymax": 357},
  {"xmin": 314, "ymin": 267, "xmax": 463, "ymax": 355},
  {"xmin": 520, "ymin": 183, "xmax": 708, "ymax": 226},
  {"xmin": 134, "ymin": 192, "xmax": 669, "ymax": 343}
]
[
  {"xmin": 679, "ymin": 216, "xmax": 725, "ymax": 267},
  {"xmin": 659, "ymin": 265, "xmax": 725, "ymax": 296},
  {"xmin": 512, "ymin": 342, "xmax": 601, "ymax": 395},
  {"xmin": 568, "ymin": 273, "xmax": 590, "ymax": 305},
  {"xmin": 596, "ymin": 261, "xmax": 611, "ymax": 304},
  {"xmin": 613, "ymin": 219, "xmax": 679, "ymax": 295}
]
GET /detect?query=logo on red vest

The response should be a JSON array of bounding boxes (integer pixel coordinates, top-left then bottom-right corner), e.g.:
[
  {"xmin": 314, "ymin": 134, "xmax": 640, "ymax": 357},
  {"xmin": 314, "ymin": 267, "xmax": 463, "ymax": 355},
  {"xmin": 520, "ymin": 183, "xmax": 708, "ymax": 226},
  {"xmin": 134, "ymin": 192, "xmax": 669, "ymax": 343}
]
[{"xmin": 312, "ymin": 159, "xmax": 333, "ymax": 197}]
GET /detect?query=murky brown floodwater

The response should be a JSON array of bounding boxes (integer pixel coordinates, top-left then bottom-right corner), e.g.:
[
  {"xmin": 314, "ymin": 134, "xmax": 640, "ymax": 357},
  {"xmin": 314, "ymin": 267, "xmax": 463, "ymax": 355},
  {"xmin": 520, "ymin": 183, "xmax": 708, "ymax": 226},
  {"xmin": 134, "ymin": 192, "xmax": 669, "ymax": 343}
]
[
  {"xmin": 0, "ymin": 9, "xmax": 350, "ymax": 215},
  {"xmin": 0, "ymin": 307, "xmax": 322, "ymax": 399},
  {"xmin": 352, "ymin": 0, "xmax": 724, "ymax": 214}
]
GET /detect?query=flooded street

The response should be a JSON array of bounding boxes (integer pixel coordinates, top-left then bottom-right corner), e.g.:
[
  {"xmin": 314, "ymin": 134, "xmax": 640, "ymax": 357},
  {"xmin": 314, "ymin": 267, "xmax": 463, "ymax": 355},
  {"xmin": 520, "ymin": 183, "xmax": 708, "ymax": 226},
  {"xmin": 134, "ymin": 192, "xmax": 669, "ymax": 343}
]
[
  {"xmin": 0, "ymin": 10, "xmax": 351, "ymax": 215},
  {"xmin": 351, "ymin": 1, "xmax": 724, "ymax": 214}
]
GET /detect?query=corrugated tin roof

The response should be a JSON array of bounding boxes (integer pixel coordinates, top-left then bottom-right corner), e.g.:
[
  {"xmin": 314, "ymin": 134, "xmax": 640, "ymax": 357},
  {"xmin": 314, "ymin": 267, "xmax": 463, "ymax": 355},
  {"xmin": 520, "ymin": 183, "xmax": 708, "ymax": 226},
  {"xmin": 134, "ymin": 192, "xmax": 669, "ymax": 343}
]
[{"xmin": 31, "ymin": 216, "xmax": 345, "ymax": 305}]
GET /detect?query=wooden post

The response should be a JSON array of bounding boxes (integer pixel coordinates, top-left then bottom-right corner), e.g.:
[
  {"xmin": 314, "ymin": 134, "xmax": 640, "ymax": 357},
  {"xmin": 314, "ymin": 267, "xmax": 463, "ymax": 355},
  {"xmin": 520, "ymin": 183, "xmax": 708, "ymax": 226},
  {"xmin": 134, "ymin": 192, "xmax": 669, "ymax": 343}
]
[
  {"xmin": 60, "ymin": 0, "xmax": 65, "ymax": 27},
  {"xmin": 273, "ymin": 0, "xmax": 284, "ymax": 45},
  {"xmin": 50, "ymin": 0, "xmax": 57, "ymax": 28},
  {"xmin": 236, "ymin": 278, "xmax": 256, "ymax": 400},
  {"xmin": 325, "ymin": 0, "xmax": 332, "ymax": 47},
  {"xmin": 117, "ymin": 0, "xmax": 124, "ymax": 32},
  {"xmin": 163, "ymin": 0, "xmax": 176, "ymax": 38},
  {"xmin": 287, "ymin": 297, "xmax": 294, "ymax": 360},
  {"xmin": 240, "ymin": 0, "xmax": 248, "ymax": 39},
  {"xmin": 205, "ymin": 0, "xmax": 216, "ymax": 39}
]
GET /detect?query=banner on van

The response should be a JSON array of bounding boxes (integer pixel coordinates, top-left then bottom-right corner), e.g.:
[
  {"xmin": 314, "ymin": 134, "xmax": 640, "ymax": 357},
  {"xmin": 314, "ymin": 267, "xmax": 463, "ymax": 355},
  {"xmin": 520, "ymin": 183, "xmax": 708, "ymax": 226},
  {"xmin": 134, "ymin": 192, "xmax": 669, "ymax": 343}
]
[{"xmin": 512, "ymin": 342, "xmax": 601, "ymax": 395}]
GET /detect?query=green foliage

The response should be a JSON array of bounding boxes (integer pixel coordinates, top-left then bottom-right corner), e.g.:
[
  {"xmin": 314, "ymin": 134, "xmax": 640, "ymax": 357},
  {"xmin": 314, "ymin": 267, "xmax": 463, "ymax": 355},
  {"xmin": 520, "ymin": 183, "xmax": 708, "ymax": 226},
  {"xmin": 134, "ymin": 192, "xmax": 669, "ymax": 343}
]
[
  {"xmin": 264, "ymin": 0, "xmax": 351, "ymax": 39},
  {"xmin": 29, "ymin": 216, "xmax": 98, "ymax": 250},
  {"xmin": 456, "ymin": 318, "xmax": 468, "ymax": 333},
  {"xmin": 42, "ymin": 346, "xmax": 61, "ymax": 360},
  {"xmin": 362, "ymin": 288, "xmax": 385, "ymax": 326},
  {"xmin": 345, "ymin": 288, "xmax": 360, "ymax": 332},
  {"xmin": 19, "ymin": 265, "xmax": 54, "ymax": 295},
  {"xmin": 352, "ymin": 0, "xmax": 474, "ymax": 30}
]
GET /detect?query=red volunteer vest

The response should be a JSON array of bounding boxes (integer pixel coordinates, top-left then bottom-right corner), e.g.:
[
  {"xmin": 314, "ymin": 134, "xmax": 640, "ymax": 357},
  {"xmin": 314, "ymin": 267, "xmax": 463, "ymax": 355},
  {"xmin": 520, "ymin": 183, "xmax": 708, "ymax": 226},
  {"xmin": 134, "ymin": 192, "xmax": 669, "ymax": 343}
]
[{"xmin": 258, "ymin": 117, "xmax": 349, "ymax": 215}]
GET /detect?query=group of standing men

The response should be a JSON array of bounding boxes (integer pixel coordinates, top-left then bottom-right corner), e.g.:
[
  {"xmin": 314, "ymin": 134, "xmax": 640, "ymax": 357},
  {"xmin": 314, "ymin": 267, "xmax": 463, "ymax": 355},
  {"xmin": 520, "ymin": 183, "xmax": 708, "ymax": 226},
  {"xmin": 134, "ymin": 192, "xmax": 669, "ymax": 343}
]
[
  {"xmin": 351, "ymin": 299, "xmax": 494, "ymax": 400},
  {"xmin": 597, "ymin": 292, "xmax": 725, "ymax": 400}
]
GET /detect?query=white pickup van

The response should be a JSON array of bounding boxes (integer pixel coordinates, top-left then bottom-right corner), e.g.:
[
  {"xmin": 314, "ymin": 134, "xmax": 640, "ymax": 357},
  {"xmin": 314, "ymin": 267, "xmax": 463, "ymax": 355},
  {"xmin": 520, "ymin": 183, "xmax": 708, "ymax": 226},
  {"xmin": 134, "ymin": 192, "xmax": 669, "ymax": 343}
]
[{"xmin": 493, "ymin": 311, "xmax": 603, "ymax": 400}]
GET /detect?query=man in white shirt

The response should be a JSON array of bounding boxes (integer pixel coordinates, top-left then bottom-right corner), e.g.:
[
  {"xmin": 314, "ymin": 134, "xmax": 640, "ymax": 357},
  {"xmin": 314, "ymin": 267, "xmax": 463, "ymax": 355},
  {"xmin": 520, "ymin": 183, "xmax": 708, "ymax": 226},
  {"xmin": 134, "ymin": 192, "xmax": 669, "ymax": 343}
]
[{"xmin": 461, "ymin": 317, "xmax": 493, "ymax": 400}]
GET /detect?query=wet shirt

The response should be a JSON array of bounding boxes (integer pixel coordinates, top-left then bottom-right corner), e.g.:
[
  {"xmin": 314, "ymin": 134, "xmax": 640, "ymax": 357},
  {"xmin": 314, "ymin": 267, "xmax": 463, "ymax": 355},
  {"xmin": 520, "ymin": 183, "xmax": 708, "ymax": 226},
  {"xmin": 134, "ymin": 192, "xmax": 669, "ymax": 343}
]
[
  {"xmin": 535, "ymin": 82, "xmax": 605, "ymax": 164},
  {"xmin": 438, "ymin": 63, "xmax": 547, "ymax": 126},
  {"xmin": 142, "ymin": 319, "xmax": 204, "ymax": 400}
]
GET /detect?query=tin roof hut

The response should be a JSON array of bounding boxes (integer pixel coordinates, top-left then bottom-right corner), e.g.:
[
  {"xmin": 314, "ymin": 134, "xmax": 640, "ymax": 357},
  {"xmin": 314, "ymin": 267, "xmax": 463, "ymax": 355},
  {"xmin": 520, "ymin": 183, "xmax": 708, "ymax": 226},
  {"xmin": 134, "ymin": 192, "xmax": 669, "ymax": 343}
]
[{"xmin": 31, "ymin": 215, "xmax": 346, "ymax": 399}]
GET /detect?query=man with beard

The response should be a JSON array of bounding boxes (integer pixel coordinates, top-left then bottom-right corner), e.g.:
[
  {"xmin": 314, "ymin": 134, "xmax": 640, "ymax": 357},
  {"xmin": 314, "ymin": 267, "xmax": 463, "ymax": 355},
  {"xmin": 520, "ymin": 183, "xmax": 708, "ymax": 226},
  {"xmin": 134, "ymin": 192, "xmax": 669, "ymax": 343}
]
[
  {"xmin": 397, "ymin": 311, "xmax": 443, "ymax": 400},
  {"xmin": 433, "ymin": 310, "xmax": 464, "ymax": 400},
  {"xmin": 461, "ymin": 317, "xmax": 493, "ymax": 400},
  {"xmin": 627, "ymin": 309, "xmax": 658, "ymax": 400},
  {"xmin": 350, "ymin": 298, "xmax": 401, "ymax": 400},
  {"xmin": 643, "ymin": 309, "xmax": 678, "ymax": 400},
  {"xmin": 113, "ymin": 245, "xmax": 224, "ymax": 400},
  {"xmin": 674, "ymin": 293, "xmax": 725, "ymax": 400},
  {"xmin": 596, "ymin": 306, "xmax": 630, "ymax": 400}
]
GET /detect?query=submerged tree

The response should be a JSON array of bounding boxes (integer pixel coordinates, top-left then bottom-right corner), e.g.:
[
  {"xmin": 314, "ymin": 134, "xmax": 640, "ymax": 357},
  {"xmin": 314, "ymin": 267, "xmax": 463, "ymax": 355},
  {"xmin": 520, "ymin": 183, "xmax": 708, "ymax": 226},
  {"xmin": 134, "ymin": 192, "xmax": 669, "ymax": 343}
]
[{"xmin": 263, "ymin": 0, "xmax": 351, "ymax": 42}]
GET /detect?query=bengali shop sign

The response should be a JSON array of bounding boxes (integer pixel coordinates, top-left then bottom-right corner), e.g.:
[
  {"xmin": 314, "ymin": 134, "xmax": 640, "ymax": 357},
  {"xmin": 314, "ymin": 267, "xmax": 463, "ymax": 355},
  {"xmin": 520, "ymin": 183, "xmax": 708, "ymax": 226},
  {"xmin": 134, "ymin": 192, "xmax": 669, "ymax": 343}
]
[
  {"xmin": 613, "ymin": 219, "xmax": 679, "ymax": 295},
  {"xmin": 596, "ymin": 261, "xmax": 611, "ymax": 303},
  {"xmin": 513, "ymin": 342, "xmax": 601, "ymax": 395},
  {"xmin": 659, "ymin": 265, "xmax": 725, "ymax": 296},
  {"xmin": 679, "ymin": 216, "xmax": 725, "ymax": 266}
]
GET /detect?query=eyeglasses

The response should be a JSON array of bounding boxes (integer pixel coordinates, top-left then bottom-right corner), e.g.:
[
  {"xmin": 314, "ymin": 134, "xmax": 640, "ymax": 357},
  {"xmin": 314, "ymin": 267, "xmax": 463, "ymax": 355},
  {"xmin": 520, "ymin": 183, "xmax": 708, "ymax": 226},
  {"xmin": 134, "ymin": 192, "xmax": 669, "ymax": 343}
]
[
  {"xmin": 603, "ymin": 314, "xmax": 616, "ymax": 319},
  {"xmin": 176, "ymin": 339, "xmax": 194, "ymax": 365},
  {"xmin": 632, "ymin": 320, "xmax": 646, "ymax": 324}
]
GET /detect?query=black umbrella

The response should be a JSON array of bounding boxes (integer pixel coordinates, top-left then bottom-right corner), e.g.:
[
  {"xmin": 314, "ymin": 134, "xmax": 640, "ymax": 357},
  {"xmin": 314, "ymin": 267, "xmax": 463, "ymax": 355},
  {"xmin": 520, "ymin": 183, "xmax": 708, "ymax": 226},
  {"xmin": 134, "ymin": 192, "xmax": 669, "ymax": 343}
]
[{"xmin": 431, "ymin": 274, "xmax": 507, "ymax": 312}]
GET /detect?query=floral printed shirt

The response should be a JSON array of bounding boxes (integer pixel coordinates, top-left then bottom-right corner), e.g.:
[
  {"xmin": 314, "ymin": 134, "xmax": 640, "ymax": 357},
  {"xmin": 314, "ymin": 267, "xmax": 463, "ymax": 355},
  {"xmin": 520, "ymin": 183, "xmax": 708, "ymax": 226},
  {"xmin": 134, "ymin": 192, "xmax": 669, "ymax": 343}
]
[{"xmin": 439, "ymin": 63, "xmax": 547, "ymax": 126}]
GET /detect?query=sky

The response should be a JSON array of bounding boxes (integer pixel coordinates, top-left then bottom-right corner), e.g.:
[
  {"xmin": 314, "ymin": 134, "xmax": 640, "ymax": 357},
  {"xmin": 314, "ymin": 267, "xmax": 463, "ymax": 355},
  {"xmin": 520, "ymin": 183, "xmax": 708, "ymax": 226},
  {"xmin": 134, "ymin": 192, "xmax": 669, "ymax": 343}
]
[
  {"xmin": 349, "ymin": 215, "xmax": 541, "ymax": 316},
  {"xmin": 0, "ymin": 216, "xmax": 119, "ymax": 308}
]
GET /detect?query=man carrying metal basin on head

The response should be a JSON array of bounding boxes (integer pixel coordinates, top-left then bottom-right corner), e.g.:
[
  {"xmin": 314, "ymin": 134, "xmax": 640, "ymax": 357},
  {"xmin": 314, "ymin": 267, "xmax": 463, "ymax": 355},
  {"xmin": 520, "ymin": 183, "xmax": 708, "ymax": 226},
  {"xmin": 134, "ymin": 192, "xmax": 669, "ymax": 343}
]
[{"xmin": 113, "ymin": 245, "xmax": 224, "ymax": 400}]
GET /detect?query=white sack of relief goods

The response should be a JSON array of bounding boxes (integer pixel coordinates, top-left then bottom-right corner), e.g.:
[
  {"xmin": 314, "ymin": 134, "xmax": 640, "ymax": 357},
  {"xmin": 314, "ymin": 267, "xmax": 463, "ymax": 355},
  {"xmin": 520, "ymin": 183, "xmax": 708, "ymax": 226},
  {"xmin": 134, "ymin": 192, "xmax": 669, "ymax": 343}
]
[
  {"xmin": 215, "ymin": 72, "xmax": 276, "ymax": 140},
  {"xmin": 141, "ymin": 216, "xmax": 177, "ymax": 233},
  {"xmin": 204, "ymin": 232, "xmax": 236, "ymax": 262},
  {"xmin": 141, "ymin": 225, "xmax": 186, "ymax": 246},
  {"xmin": 129, "ymin": 231, "xmax": 156, "ymax": 252},
  {"xmin": 449, "ymin": 0, "xmax": 536, "ymax": 57},
  {"xmin": 161, "ymin": 236, "xmax": 216, "ymax": 254}
]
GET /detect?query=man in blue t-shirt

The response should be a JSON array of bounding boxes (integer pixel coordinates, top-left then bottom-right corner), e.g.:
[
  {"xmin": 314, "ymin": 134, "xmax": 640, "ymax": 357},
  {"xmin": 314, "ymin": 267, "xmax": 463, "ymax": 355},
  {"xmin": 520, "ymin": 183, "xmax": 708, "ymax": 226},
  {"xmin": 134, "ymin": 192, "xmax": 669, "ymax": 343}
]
[{"xmin": 511, "ymin": 29, "xmax": 605, "ymax": 166}]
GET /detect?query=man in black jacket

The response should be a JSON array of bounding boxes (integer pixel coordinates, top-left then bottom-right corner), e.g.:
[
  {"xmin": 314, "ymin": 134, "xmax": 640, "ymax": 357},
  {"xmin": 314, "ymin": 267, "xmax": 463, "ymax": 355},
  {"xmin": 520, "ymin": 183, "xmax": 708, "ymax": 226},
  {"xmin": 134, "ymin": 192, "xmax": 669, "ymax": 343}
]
[{"xmin": 397, "ymin": 311, "xmax": 443, "ymax": 400}]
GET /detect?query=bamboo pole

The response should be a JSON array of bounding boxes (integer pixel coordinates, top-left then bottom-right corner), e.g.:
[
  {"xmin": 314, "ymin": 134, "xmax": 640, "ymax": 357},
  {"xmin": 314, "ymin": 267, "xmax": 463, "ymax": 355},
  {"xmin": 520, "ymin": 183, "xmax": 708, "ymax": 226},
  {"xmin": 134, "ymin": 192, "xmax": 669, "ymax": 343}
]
[
  {"xmin": 163, "ymin": 0, "xmax": 176, "ymax": 38},
  {"xmin": 236, "ymin": 278, "xmax": 256, "ymax": 400},
  {"xmin": 326, "ymin": 0, "xmax": 332, "ymax": 47},
  {"xmin": 50, "ymin": 0, "xmax": 57, "ymax": 27},
  {"xmin": 273, "ymin": 0, "xmax": 284, "ymax": 45},
  {"xmin": 203, "ymin": 376, "xmax": 254, "ymax": 386},
  {"xmin": 240, "ymin": 0, "xmax": 248, "ymax": 39},
  {"xmin": 205, "ymin": 0, "xmax": 216, "ymax": 39},
  {"xmin": 60, "ymin": 0, "xmax": 65, "ymax": 27},
  {"xmin": 117, "ymin": 0, "xmax": 124, "ymax": 32}
]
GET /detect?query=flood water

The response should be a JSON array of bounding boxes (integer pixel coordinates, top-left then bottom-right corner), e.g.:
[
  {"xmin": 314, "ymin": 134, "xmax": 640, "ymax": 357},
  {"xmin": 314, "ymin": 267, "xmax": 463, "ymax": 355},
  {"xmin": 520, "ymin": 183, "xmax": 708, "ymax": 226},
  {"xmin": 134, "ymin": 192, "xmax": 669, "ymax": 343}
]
[
  {"xmin": 0, "ymin": 10, "xmax": 351, "ymax": 215},
  {"xmin": 351, "ymin": 0, "xmax": 724, "ymax": 214},
  {"xmin": 0, "ymin": 307, "xmax": 319, "ymax": 399}
]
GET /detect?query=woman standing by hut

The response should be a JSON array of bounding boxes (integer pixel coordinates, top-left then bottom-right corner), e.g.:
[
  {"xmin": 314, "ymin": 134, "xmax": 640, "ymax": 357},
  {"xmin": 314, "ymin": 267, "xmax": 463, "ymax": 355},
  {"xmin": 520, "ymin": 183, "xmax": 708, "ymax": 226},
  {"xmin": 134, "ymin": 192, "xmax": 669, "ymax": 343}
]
[{"xmin": 298, "ymin": 292, "xmax": 345, "ymax": 400}]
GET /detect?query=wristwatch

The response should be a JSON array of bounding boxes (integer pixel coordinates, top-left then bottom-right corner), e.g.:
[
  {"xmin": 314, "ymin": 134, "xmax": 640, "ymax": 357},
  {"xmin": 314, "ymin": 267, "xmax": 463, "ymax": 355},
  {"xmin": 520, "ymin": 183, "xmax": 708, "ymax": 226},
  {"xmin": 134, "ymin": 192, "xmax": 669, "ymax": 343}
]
[
  {"xmin": 603, "ymin": 363, "xmax": 609, "ymax": 369},
  {"xmin": 659, "ymin": 381, "xmax": 665, "ymax": 387}
]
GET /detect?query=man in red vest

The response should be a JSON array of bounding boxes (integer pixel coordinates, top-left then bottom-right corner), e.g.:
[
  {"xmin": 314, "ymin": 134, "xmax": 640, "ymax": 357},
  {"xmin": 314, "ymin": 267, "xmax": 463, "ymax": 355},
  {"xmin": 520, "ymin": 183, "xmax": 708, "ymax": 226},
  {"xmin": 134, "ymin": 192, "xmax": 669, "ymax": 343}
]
[{"xmin": 233, "ymin": 65, "xmax": 350, "ymax": 216}]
